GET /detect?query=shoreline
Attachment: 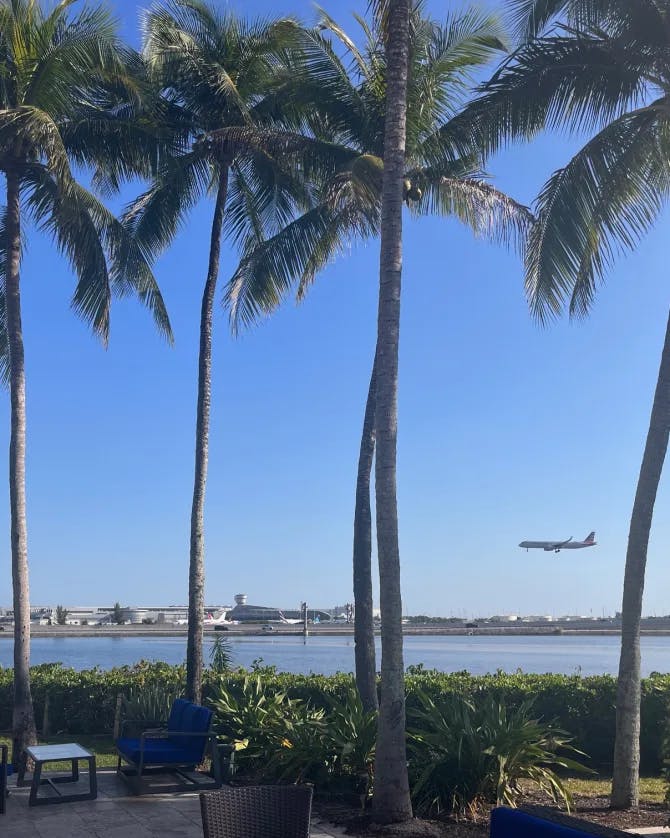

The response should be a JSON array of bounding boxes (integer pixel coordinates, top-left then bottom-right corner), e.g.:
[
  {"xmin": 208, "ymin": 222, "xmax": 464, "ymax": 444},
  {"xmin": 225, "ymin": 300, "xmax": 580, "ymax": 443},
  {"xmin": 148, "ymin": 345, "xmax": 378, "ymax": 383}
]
[{"xmin": 1, "ymin": 624, "xmax": 669, "ymax": 638}]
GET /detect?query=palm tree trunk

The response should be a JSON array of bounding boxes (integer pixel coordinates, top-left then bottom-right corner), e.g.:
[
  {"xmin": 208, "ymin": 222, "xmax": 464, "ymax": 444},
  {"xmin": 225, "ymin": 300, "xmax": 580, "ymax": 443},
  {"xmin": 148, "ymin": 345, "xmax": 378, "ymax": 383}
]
[
  {"xmin": 371, "ymin": 0, "xmax": 412, "ymax": 824},
  {"xmin": 353, "ymin": 351, "xmax": 378, "ymax": 713},
  {"xmin": 186, "ymin": 165, "xmax": 229, "ymax": 704},
  {"xmin": 611, "ymin": 308, "xmax": 670, "ymax": 809},
  {"xmin": 6, "ymin": 166, "xmax": 37, "ymax": 766}
]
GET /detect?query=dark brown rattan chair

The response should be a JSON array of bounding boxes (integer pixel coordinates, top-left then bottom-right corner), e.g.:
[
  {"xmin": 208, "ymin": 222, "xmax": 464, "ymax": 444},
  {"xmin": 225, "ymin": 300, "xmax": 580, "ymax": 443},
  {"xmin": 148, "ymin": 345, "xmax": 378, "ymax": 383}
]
[{"xmin": 200, "ymin": 784, "xmax": 313, "ymax": 838}]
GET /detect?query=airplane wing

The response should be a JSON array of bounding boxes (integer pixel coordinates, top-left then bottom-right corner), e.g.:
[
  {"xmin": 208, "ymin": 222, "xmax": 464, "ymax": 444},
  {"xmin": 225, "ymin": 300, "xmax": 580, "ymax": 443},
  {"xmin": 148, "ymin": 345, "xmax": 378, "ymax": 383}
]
[
  {"xmin": 519, "ymin": 537, "xmax": 572, "ymax": 549},
  {"xmin": 552, "ymin": 536, "xmax": 573, "ymax": 549}
]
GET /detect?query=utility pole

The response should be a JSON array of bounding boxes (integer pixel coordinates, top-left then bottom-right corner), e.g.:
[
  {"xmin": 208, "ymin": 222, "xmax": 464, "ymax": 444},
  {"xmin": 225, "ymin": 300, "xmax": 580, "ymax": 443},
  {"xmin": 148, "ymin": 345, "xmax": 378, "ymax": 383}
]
[{"xmin": 301, "ymin": 601, "xmax": 308, "ymax": 637}]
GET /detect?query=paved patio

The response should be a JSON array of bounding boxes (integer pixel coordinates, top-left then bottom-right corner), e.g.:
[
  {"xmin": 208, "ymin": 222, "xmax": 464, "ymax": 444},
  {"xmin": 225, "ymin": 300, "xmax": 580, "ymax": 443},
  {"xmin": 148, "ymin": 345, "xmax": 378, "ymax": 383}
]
[{"xmin": 3, "ymin": 769, "xmax": 347, "ymax": 838}]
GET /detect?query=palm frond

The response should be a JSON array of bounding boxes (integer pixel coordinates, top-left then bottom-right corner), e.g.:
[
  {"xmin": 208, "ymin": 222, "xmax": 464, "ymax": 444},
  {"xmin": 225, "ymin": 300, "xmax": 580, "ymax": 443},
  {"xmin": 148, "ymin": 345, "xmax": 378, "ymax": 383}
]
[
  {"xmin": 295, "ymin": 202, "xmax": 377, "ymax": 300},
  {"xmin": 198, "ymin": 126, "xmax": 359, "ymax": 180},
  {"xmin": 315, "ymin": 5, "xmax": 371, "ymax": 80},
  {"xmin": 406, "ymin": 8, "xmax": 508, "ymax": 159},
  {"xmin": 0, "ymin": 106, "xmax": 72, "ymax": 182},
  {"xmin": 123, "ymin": 151, "xmax": 212, "ymax": 260},
  {"xmin": 225, "ymin": 151, "xmax": 312, "ymax": 251},
  {"xmin": 60, "ymin": 50, "xmax": 191, "ymax": 194},
  {"xmin": 224, "ymin": 201, "xmax": 373, "ymax": 332},
  {"xmin": 416, "ymin": 173, "xmax": 533, "ymax": 253},
  {"xmin": 284, "ymin": 25, "xmax": 369, "ymax": 145},
  {"xmin": 423, "ymin": 7, "xmax": 508, "ymax": 75},
  {"xmin": 453, "ymin": 31, "xmax": 649, "ymax": 157},
  {"xmin": 22, "ymin": 4, "xmax": 120, "ymax": 114},
  {"xmin": 143, "ymin": 1, "xmax": 299, "ymax": 131},
  {"xmin": 24, "ymin": 166, "xmax": 173, "ymax": 343},
  {"xmin": 508, "ymin": 0, "xmax": 666, "ymax": 42},
  {"xmin": 23, "ymin": 164, "xmax": 111, "ymax": 340},
  {"xmin": 525, "ymin": 105, "xmax": 668, "ymax": 322},
  {"xmin": 507, "ymin": 0, "xmax": 568, "ymax": 40},
  {"xmin": 142, "ymin": 2, "xmax": 250, "ymax": 122}
]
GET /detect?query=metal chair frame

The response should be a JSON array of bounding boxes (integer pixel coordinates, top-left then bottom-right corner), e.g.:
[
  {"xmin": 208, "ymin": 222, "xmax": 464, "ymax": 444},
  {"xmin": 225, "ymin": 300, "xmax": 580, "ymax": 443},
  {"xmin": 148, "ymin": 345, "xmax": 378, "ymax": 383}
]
[
  {"xmin": 0, "ymin": 744, "xmax": 7, "ymax": 815},
  {"xmin": 116, "ymin": 718, "xmax": 223, "ymax": 795}
]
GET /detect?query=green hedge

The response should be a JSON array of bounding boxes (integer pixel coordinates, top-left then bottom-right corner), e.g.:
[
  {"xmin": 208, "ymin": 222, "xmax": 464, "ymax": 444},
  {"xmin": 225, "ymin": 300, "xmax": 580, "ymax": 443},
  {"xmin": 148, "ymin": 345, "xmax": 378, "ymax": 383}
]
[{"xmin": 1, "ymin": 663, "xmax": 668, "ymax": 773}]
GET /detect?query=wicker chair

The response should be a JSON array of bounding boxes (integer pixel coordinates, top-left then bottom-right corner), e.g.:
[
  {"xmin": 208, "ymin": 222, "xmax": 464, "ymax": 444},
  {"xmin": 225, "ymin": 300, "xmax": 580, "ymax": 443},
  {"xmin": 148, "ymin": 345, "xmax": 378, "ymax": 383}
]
[{"xmin": 200, "ymin": 784, "xmax": 313, "ymax": 838}]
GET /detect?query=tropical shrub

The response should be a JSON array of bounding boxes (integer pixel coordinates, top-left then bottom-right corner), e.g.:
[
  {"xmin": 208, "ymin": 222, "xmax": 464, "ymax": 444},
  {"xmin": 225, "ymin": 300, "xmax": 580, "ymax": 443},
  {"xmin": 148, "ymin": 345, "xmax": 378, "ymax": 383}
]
[
  {"xmin": 209, "ymin": 675, "xmax": 376, "ymax": 794},
  {"xmin": 265, "ymin": 701, "xmax": 330, "ymax": 785},
  {"xmin": 408, "ymin": 691, "xmax": 591, "ymax": 816},
  {"xmin": 209, "ymin": 674, "xmax": 294, "ymax": 772},
  {"xmin": 0, "ymin": 664, "xmax": 668, "ymax": 774},
  {"xmin": 120, "ymin": 681, "xmax": 184, "ymax": 733},
  {"xmin": 325, "ymin": 685, "xmax": 377, "ymax": 791},
  {"xmin": 209, "ymin": 636, "xmax": 233, "ymax": 673},
  {"xmin": 659, "ymin": 682, "xmax": 670, "ymax": 805},
  {"xmin": 268, "ymin": 684, "xmax": 377, "ymax": 795}
]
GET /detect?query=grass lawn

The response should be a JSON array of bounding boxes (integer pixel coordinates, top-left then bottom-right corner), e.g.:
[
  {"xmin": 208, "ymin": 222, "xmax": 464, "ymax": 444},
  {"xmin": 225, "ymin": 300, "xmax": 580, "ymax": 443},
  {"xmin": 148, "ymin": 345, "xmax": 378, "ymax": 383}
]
[{"xmin": 565, "ymin": 776, "xmax": 666, "ymax": 804}]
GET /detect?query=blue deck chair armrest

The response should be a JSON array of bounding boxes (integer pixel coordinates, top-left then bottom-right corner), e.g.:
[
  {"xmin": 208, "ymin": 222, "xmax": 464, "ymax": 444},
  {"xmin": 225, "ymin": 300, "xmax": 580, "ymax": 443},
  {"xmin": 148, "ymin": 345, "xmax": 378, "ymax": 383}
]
[
  {"xmin": 118, "ymin": 718, "xmax": 166, "ymax": 737},
  {"xmin": 149, "ymin": 730, "xmax": 213, "ymax": 739},
  {"xmin": 138, "ymin": 731, "xmax": 167, "ymax": 749},
  {"xmin": 136, "ymin": 730, "xmax": 216, "ymax": 753}
]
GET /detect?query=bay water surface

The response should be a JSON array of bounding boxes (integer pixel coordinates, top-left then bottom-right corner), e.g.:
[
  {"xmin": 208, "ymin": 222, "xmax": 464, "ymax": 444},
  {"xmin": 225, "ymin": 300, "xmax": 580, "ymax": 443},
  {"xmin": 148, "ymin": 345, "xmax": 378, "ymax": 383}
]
[{"xmin": 0, "ymin": 634, "xmax": 669, "ymax": 675}]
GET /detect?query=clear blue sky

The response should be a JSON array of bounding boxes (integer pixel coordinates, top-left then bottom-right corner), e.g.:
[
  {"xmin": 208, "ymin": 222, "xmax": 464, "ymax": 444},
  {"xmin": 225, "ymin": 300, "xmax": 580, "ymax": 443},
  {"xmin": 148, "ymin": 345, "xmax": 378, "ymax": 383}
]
[{"xmin": 1, "ymin": 0, "xmax": 669, "ymax": 618}]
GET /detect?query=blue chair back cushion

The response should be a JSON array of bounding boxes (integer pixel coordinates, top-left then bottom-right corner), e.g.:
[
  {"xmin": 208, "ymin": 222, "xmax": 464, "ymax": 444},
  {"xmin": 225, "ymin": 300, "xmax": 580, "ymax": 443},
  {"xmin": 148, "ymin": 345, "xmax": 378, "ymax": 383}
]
[
  {"xmin": 169, "ymin": 702, "xmax": 212, "ymax": 761},
  {"xmin": 167, "ymin": 698, "xmax": 190, "ymax": 734},
  {"xmin": 491, "ymin": 808, "xmax": 607, "ymax": 838}
]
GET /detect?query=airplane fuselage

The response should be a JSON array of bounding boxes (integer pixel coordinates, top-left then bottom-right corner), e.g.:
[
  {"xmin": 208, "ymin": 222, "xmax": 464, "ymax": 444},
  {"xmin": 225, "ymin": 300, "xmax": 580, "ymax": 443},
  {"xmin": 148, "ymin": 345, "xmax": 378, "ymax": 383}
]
[{"xmin": 519, "ymin": 532, "xmax": 596, "ymax": 553}]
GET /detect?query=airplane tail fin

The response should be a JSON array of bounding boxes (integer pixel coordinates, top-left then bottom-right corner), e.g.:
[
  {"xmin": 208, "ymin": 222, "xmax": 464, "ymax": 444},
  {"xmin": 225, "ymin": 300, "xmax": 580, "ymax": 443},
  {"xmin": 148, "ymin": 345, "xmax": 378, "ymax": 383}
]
[{"xmin": 584, "ymin": 531, "xmax": 596, "ymax": 544}]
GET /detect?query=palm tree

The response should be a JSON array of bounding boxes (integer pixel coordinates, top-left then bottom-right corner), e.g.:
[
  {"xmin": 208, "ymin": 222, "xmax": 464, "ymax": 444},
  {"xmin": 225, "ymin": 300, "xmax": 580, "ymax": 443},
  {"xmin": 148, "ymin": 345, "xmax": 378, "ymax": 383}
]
[
  {"xmin": 371, "ymin": 0, "xmax": 413, "ymax": 819},
  {"xmin": 222, "ymin": 5, "xmax": 530, "ymax": 722},
  {"xmin": 130, "ymin": 0, "xmax": 336, "ymax": 703},
  {"xmin": 353, "ymin": 349, "xmax": 379, "ymax": 712},
  {"xmin": 457, "ymin": 0, "xmax": 670, "ymax": 808},
  {"xmin": 0, "ymin": 0, "xmax": 171, "ymax": 764}
]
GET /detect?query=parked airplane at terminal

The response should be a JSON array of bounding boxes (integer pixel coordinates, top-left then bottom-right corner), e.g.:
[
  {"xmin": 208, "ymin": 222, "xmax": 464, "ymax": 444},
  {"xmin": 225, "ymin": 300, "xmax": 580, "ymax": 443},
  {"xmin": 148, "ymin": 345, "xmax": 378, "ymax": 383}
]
[
  {"xmin": 204, "ymin": 611, "xmax": 235, "ymax": 625},
  {"xmin": 519, "ymin": 531, "xmax": 596, "ymax": 553},
  {"xmin": 277, "ymin": 611, "xmax": 302, "ymax": 625}
]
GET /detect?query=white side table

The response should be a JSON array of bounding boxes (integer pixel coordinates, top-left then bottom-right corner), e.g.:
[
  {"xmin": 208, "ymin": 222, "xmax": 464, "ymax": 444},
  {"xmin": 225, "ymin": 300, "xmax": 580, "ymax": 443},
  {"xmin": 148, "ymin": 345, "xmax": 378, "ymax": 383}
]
[{"xmin": 18, "ymin": 743, "xmax": 97, "ymax": 806}]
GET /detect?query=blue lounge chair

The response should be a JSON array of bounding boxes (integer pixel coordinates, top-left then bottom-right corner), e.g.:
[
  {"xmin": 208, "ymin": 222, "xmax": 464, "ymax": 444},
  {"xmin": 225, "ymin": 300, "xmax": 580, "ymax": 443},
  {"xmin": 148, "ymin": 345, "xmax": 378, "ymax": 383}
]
[
  {"xmin": 491, "ymin": 806, "xmax": 632, "ymax": 838},
  {"xmin": 116, "ymin": 697, "xmax": 223, "ymax": 794}
]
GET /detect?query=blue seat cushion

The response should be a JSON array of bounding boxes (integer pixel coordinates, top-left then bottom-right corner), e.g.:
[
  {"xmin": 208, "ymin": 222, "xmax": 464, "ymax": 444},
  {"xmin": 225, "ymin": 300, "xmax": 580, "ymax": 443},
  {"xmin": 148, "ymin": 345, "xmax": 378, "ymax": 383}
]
[
  {"xmin": 117, "ymin": 737, "xmax": 202, "ymax": 766},
  {"xmin": 491, "ymin": 808, "xmax": 607, "ymax": 838}
]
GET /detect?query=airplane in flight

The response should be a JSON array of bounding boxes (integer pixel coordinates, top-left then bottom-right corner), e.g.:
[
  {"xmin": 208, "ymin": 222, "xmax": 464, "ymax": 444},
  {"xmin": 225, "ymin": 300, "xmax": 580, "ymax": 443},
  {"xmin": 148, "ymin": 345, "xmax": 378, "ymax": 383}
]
[{"xmin": 519, "ymin": 531, "xmax": 597, "ymax": 553}]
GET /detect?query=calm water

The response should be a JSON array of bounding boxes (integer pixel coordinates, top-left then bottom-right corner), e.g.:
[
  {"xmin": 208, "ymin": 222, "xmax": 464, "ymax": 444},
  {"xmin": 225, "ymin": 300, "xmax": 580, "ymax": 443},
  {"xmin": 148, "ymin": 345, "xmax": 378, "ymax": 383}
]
[{"xmin": 0, "ymin": 634, "xmax": 668, "ymax": 675}]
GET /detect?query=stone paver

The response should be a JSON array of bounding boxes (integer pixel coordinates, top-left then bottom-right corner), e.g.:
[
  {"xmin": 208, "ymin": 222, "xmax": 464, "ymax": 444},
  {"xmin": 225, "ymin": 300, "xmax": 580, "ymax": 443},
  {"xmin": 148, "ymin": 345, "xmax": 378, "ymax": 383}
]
[{"xmin": 2, "ymin": 769, "xmax": 343, "ymax": 838}]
